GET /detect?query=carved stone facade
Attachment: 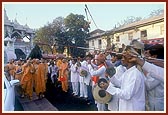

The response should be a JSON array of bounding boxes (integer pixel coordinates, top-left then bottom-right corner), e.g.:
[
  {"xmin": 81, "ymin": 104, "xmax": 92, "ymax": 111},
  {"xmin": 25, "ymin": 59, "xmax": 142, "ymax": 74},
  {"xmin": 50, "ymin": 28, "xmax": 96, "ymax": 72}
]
[{"xmin": 4, "ymin": 9, "xmax": 35, "ymax": 59}]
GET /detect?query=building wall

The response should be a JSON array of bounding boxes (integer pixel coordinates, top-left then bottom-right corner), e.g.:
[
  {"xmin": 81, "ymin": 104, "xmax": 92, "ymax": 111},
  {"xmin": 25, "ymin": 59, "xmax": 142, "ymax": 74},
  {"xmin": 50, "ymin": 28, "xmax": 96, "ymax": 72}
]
[
  {"xmin": 88, "ymin": 36, "xmax": 108, "ymax": 52},
  {"xmin": 87, "ymin": 16, "xmax": 164, "ymax": 52},
  {"xmin": 113, "ymin": 21, "xmax": 164, "ymax": 45},
  {"xmin": 101, "ymin": 36, "xmax": 108, "ymax": 50},
  {"xmin": 4, "ymin": 25, "xmax": 35, "ymax": 57},
  {"xmin": 138, "ymin": 22, "xmax": 164, "ymax": 39}
]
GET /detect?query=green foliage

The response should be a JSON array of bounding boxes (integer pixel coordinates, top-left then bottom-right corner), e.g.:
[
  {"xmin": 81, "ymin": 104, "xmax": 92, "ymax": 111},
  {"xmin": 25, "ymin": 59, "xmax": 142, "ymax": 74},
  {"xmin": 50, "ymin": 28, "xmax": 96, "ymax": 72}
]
[
  {"xmin": 34, "ymin": 13, "xmax": 90, "ymax": 57},
  {"xmin": 116, "ymin": 9, "xmax": 164, "ymax": 28},
  {"xmin": 149, "ymin": 9, "xmax": 164, "ymax": 17},
  {"xmin": 116, "ymin": 16, "xmax": 142, "ymax": 28},
  {"xmin": 34, "ymin": 17, "xmax": 65, "ymax": 54},
  {"xmin": 64, "ymin": 13, "xmax": 90, "ymax": 57},
  {"xmin": 27, "ymin": 44, "xmax": 42, "ymax": 59}
]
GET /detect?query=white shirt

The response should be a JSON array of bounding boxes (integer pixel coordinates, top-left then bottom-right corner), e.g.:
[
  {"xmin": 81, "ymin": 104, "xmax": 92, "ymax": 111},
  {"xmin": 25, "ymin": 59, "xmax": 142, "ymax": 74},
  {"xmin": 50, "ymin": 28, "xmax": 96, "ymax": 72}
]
[
  {"xmin": 107, "ymin": 65, "xmax": 126, "ymax": 111},
  {"xmin": 90, "ymin": 65, "xmax": 106, "ymax": 79},
  {"xmin": 142, "ymin": 61, "xmax": 164, "ymax": 83},
  {"xmin": 109, "ymin": 65, "xmax": 126, "ymax": 88},
  {"xmin": 78, "ymin": 60, "xmax": 91, "ymax": 85},
  {"xmin": 90, "ymin": 64, "xmax": 107, "ymax": 111},
  {"xmin": 70, "ymin": 63, "xmax": 79, "ymax": 82},
  {"xmin": 106, "ymin": 66, "xmax": 145, "ymax": 111},
  {"xmin": 145, "ymin": 73, "xmax": 164, "ymax": 111},
  {"xmin": 49, "ymin": 65, "xmax": 58, "ymax": 77}
]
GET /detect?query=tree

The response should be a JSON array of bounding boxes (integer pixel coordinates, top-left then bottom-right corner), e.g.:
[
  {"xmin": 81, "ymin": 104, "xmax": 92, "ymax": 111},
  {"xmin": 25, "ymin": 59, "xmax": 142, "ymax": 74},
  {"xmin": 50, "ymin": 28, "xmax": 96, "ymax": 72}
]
[
  {"xmin": 115, "ymin": 8, "xmax": 164, "ymax": 28},
  {"xmin": 64, "ymin": 13, "xmax": 90, "ymax": 57},
  {"xmin": 116, "ymin": 16, "xmax": 142, "ymax": 28},
  {"xmin": 27, "ymin": 44, "xmax": 42, "ymax": 59},
  {"xmin": 149, "ymin": 9, "xmax": 164, "ymax": 17},
  {"xmin": 34, "ymin": 14, "xmax": 90, "ymax": 57},
  {"xmin": 34, "ymin": 17, "xmax": 65, "ymax": 54}
]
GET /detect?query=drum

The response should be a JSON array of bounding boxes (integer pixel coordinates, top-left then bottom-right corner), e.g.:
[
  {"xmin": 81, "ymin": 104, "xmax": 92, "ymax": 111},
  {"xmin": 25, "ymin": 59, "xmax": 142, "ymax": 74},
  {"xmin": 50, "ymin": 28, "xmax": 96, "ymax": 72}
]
[
  {"xmin": 92, "ymin": 83, "xmax": 112, "ymax": 104},
  {"xmin": 80, "ymin": 69, "xmax": 88, "ymax": 77}
]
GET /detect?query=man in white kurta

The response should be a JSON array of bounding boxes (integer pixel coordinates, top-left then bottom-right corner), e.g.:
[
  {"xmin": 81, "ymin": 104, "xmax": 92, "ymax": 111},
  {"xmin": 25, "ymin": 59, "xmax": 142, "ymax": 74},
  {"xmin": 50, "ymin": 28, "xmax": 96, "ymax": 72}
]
[
  {"xmin": 142, "ymin": 61, "xmax": 164, "ymax": 83},
  {"xmin": 101, "ymin": 50, "xmax": 146, "ymax": 111},
  {"xmin": 90, "ymin": 53, "xmax": 107, "ymax": 111},
  {"xmin": 48, "ymin": 61, "xmax": 58, "ymax": 84},
  {"xmin": 78, "ymin": 59, "xmax": 89, "ymax": 99},
  {"xmin": 70, "ymin": 59, "xmax": 79, "ymax": 96},
  {"xmin": 143, "ymin": 46, "xmax": 164, "ymax": 111},
  {"xmin": 145, "ymin": 72, "xmax": 164, "ymax": 111},
  {"xmin": 106, "ymin": 66, "xmax": 146, "ymax": 111},
  {"xmin": 106, "ymin": 65, "xmax": 126, "ymax": 111}
]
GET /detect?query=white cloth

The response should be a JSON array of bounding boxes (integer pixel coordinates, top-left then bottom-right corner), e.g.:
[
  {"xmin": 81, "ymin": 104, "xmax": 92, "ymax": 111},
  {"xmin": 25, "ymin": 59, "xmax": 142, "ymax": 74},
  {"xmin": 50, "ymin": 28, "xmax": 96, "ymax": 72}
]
[
  {"xmin": 70, "ymin": 63, "xmax": 79, "ymax": 82},
  {"xmin": 49, "ymin": 65, "xmax": 58, "ymax": 83},
  {"xmin": 78, "ymin": 60, "xmax": 88, "ymax": 83},
  {"xmin": 90, "ymin": 64, "xmax": 107, "ymax": 111},
  {"xmin": 78, "ymin": 60, "xmax": 89, "ymax": 98},
  {"xmin": 72, "ymin": 82, "xmax": 79, "ymax": 96},
  {"xmin": 79, "ymin": 61, "xmax": 91, "ymax": 85},
  {"xmin": 142, "ymin": 61, "xmax": 164, "ymax": 83},
  {"xmin": 79, "ymin": 82, "xmax": 88, "ymax": 98},
  {"xmin": 70, "ymin": 63, "xmax": 79, "ymax": 96},
  {"xmin": 109, "ymin": 65, "xmax": 126, "ymax": 88},
  {"xmin": 88, "ymin": 64, "xmax": 95, "ymax": 86},
  {"xmin": 49, "ymin": 65, "xmax": 58, "ymax": 77},
  {"xmin": 145, "ymin": 73, "xmax": 164, "ymax": 111},
  {"xmin": 90, "ymin": 65, "xmax": 106, "ymax": 79},
  {"xmin": 107, "ymin": 65, "xmax": 126, "ymax": 111},
  {"xmin": 96, "ymin": 103, "xmax": 106, "ymax": 111},
  {"xmin": 107, "ymin": 83, "xmax": 119, "ymax": 111},
  {"xmin": 106, "ymin": 66, "xmax": 145, "ymax": 111}
]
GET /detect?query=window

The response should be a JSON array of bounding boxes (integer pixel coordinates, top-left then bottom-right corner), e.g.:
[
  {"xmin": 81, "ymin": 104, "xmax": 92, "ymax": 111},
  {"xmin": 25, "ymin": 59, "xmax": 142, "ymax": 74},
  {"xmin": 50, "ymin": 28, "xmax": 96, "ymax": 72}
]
[
  {"xmin": 141, "ymin": 30, "xmax": 147, "ymax": 40},
  {"xmin": 116, "ymin": 36, "xmax": 120, "ymax": 42},
  {"xmin": 106, "ymin": 37, "xmax": 111, "ymax": 48},
  {"xmin": 92, "ymin": 40, "xmax": 94, "ymax": 46},
  {"xmin": 98, "ymin": 39, "xmax": 102, "ymax": 45},
  {"xmin": 160, "ymin": 25, "xmax": 164, "ymax": 35},
  {"xmin": 128, "ymin": 32, "xmax": 133, "ymax": 40},
  {"xmin": 98, "ymin": 39, "xmax": 102, "ymax": 49}
]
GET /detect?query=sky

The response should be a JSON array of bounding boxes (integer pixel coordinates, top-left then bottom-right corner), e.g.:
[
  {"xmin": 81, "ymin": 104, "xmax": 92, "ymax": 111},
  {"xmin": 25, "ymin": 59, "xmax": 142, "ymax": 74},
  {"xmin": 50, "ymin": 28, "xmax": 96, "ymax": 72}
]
[{"xmin": 3, "ymin": 2, "xmax": 165, "ymax": 32}]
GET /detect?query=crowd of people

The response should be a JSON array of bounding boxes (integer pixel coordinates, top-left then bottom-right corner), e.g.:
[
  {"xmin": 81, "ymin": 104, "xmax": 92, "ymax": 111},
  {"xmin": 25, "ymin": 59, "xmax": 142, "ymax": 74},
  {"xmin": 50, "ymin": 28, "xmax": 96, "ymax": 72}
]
[{"xmin": 4, "ymin": 40, "xmax": 164, "ymax": 111}]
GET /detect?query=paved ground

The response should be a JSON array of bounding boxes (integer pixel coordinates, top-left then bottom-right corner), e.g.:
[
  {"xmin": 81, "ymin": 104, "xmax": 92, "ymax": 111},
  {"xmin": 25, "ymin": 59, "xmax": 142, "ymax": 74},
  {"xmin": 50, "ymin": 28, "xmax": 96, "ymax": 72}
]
[
  {"xmin": 15, "ymin": 97, "xmax": 24, "ymax": 111},
  {"xmin": 45, "ymin": 81, "xmax": 97, "ymax": 111},
  {"xmin": 15, "ymin": 80, "xmax": 97, "ymax": 111}
]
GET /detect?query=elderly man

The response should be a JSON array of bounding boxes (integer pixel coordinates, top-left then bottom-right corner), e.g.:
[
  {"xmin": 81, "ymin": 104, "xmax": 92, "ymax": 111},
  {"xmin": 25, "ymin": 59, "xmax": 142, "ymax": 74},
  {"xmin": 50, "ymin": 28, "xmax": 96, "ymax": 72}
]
[
  {"xmin": 105, "ymin": 65, "xmax": 126, "ymax": 111},
  {"xmin": 99, "ymin": 47, "xmax": 146, "ymax": 111}
]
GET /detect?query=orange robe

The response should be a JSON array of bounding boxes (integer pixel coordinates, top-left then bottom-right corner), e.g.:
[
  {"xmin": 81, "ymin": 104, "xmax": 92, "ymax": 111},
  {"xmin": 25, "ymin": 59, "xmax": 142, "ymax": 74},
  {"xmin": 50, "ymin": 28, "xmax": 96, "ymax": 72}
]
[
  {"xmin": 34, "ymin": 63, "xmax": 47, "ymax": 95},
  {"xmin": 60, "ymin": 62, "xmax": 68, "ymax": 92},
  {"xmin": 44, "ymin": 63, "xmax": 48, "ymax": 82},
  {"xmin": 5, "ymin": 63, "xmax": 16, "ymax": 80},
  {"xmin": 14, "ymin": 65, "xmax": 23, "ymax": 81},
  {"xmin": 57, "ymin": 59, "xmax": 62, "ymax": 81},
  {"xmin": 21, "ymin": 64, "xmax": 34, "ymax": 98}
]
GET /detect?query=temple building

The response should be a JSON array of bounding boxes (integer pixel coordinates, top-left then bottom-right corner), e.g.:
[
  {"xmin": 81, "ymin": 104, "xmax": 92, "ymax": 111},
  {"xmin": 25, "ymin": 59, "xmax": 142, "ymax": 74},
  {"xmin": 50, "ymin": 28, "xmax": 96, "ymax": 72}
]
[{"xmin": 4, "ymin": 9, "xmax": 35, "ymax": 62}]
